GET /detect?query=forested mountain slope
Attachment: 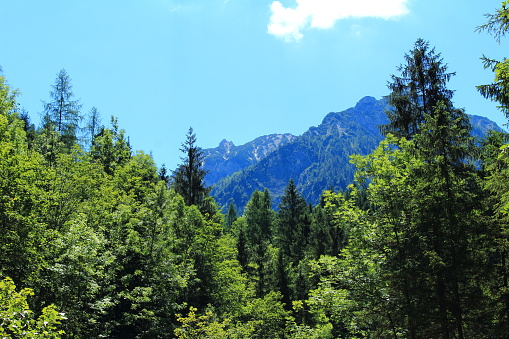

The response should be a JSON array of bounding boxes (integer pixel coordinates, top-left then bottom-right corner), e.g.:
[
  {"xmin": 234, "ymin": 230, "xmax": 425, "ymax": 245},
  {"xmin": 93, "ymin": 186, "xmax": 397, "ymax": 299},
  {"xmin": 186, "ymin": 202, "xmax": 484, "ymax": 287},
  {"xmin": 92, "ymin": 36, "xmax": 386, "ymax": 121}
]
[{"xmin": 206, "ymin": 96, "xmax": 504, "ymax": 210}]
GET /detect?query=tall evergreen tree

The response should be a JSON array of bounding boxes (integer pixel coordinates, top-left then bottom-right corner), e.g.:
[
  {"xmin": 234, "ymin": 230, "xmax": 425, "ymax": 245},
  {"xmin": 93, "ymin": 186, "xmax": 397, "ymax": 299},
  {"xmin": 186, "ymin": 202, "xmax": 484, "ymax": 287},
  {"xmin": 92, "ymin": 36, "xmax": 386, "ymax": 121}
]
[
  {"xmin": 19, "ymin": 108, "xmax": 36, "ymax": 149},
  {"xmin": 411, "ymin": 103, "xmax": 482, "ymax": 338},
  {"xmin": 276, "ymin": 179, "xmax": 309, "ymax": 262},
  {"xmin": 225, "ymin": 202, "xmax": 238, "ymax": 232},
  {"xmin": 84, "ymin": 106, "xmax": 102, "ymax": 151},
  {"xmin": 350, "ymin": 42, "xmax": 488, "ymax": 337},
  {"xmin": 158, "ymin": 163, "xmax": 170, "ymax": 187},
  {"xmin": 244, "ymin": 189, "xmax": 274, "ymax": 297},
  {"xmin": 172, "ymin": 127, "xmax": 211, "ymax": 209},
  {"xmin": 381, "ymin": 39, "xmax": 455, "ymax": 139},
  {"xmin": 42, "ymin": 69, "xmax": 82, "ymax": 150}
]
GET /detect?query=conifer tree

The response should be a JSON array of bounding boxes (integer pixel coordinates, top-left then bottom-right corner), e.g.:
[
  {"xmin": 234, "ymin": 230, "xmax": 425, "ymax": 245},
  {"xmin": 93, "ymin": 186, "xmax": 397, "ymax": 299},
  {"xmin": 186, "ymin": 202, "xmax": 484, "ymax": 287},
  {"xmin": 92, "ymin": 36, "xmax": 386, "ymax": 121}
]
[
  {"xmin": 84, "ymin": 106, "xmax": 102, "ymax": 150},
  {"xmin": 276, "ymin": 179, "xmax": 309, "ymax": 261},
  {"xmin": 225, "ymin": 202, "xmax": 238, "ymax": 231},
  {"xmin": 382, "ymin": 39, "xmax": 455, "ymax": 139},
  {"xmin": 42, "ymin": 69, "xmax": 82, "ymax": 150},
  {"xmin": 351, "ymin": 41, "xmax": 486, "ymax": 337},
  {"xmin": 172, "ymin": 127, "xmax": 211, "ymax": 208},
  {"xmin": 244, "ymin": 189, "xmax": 274, "ymax": 296}
]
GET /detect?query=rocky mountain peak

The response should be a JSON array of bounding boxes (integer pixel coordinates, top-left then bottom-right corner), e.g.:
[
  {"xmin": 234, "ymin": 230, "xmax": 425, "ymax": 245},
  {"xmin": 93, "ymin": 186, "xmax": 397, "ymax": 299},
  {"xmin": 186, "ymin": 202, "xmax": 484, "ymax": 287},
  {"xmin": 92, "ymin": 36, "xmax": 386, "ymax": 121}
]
[{"xmin": 218, "ymin": 139, "xmax": 235, "ymax": 153}]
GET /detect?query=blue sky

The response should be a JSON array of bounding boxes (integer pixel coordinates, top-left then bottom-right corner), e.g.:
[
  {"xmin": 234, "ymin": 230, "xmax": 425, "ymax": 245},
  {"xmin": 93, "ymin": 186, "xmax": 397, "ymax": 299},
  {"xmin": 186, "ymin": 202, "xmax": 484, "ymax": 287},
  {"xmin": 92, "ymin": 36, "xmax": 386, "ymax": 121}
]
[{"xmin": 0, "ymin": 0, "xmax": 507, "ymax": 169}]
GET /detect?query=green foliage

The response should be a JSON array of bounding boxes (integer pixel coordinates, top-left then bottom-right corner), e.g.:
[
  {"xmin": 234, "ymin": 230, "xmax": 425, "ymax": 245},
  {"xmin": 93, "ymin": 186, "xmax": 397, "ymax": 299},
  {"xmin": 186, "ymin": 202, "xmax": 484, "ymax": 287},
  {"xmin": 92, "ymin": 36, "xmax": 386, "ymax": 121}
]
[
  {"xmin": 0, "ymin": 277, "xmax": 65, "ymax": 338},
  {"xmin": 241, "ymin": 190, "xmax": 276, "ymax": 297},
  {"xmin": 90, "ymin": 116, "xmax": 131, "ymax": 175},
  {"xmin": 351, "ymin": 130, "xmax": 489, "ymax": 337},
  {"xmin": 224, "ymin": 201, "xmax": 238, "ymax": 231},
  {"xmin": 477, "ymin": 1, "xmax": 509, "ymax": 120},
  {"xmin": 175, "ymin": 306, "xmax": 256, "ymax": 339},
  {"xmin": 0, "ymin": 80, "xmax": 50, "ymax": 285},
  {"xmin": 44, "ymin": 215, "xmax": 114, "ymax": 336}
]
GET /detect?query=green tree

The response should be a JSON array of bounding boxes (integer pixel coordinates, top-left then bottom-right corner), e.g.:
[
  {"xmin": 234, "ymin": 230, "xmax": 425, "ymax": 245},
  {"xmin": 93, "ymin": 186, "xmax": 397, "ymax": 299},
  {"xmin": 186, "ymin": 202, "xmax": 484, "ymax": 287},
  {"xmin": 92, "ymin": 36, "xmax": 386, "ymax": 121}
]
[
  {"xmin": 301, "ymin": 191, "xmax": 370, "ymax": 338},
  {"xmin": 0, "ymin": 75, "xmax": 50, "ymax": 285},
  {"xmin": 43, "ymin": 214, "xmax": 114, "ymax": 337},
  {"xmin": 346, "ymin": 40, "xmax": 488, "ymax": 337},
  {"xmin": 351, "ymin": 125, "xmax": 486, "ymax": 338},
  {"xmin": 308, "ymin": 193, "xmax": 347, "ymax": 259},
  {"xmin": 90, "ymin": 116, "xmax": 131, "ymax": 175},
  {"xmin": 19, "ymin": 108, "xmax": 36, "ymax": 149},
  {"xmin": 476, "ymin": 1, "xmax": 509, "ymax": 119},
  {"xmin": 84, "ymin": 106, "xmax": 102, "ymax": 151},
  {"xmin": 382, "ymin": 39, "xmax": 456, "ymax": 139},
  {"xmin": 276, "ymin": 179, "xmax": 310, "ymax": 262},
  {"xmin": 42, "ymin": 69, "xmax": 82, "ymax": 150},
  {"xmin": 412, "ymin": 103, "xmax": 483, "ymax": 338},
  {"xmin": 172, "ymin": 127, "xmax": 211, "ymax": 210},
  {"xmin": 243, "ymin": 189, "xmax": 275, "ymax": 297},
  {"xmin": 225, "ymin": 201, "xmax": 238, "ymax": 232}
]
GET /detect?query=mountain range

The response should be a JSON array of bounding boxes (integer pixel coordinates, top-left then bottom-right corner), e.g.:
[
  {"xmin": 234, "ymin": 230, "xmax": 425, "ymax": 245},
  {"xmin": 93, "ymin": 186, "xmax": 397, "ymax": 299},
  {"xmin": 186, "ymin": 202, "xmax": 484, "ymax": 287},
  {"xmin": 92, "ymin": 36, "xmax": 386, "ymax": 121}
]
[{"xmin": 203, "ymin": 96, "xmax": 505, "ymax": 211}]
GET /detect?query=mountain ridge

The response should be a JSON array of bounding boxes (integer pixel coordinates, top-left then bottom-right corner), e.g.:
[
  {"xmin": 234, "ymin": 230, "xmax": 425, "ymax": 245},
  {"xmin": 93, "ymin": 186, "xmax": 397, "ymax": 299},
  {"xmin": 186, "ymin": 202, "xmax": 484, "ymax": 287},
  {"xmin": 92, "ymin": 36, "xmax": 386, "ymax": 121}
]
[{"xmin": 203, "ymin": 96, "xmax": 505, "ymax": 211}]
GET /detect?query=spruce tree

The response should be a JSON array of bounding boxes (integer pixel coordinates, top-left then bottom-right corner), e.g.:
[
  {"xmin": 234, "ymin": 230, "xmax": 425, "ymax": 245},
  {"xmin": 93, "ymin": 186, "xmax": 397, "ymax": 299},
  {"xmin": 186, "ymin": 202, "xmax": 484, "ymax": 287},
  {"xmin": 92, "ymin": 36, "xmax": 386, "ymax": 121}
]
[
  {"xmin": 382, "ymin": 39, "xmax": 455, "ymax": 139},
  {"xmin": 225, "ymin": 202, "xmax": 238, "ymax": 231},
  {"xmin": 172, "ymin": 127, "xmax": 210, "ymax": 208},
  {"xmin": 244, "ymin": 189, "xmax": 274, "ymax": 296},
  {"xmin": 276, "ymin": 179, "xmax": 309, "ymax": 261},
  {"xmin": 352, "ymin": 41, "xmax": 487, "ymax": 337}
]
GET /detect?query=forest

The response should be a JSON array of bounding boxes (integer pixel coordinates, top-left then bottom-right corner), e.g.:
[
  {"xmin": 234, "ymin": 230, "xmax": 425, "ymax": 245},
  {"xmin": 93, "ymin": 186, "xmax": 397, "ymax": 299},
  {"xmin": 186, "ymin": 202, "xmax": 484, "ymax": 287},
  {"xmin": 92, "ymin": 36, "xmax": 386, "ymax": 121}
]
[{"xmin": 3, "ymin": 3, "xmax": 509, "ymax": 339}]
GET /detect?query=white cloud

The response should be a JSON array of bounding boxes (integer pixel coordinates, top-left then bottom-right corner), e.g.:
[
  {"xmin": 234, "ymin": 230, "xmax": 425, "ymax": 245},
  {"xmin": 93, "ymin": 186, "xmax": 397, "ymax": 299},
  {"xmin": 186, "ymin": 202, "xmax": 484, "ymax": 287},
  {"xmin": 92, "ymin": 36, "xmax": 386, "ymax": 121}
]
[{"xmin": 267, "ymin": 0, "xmax": 409, "ymax": 41}]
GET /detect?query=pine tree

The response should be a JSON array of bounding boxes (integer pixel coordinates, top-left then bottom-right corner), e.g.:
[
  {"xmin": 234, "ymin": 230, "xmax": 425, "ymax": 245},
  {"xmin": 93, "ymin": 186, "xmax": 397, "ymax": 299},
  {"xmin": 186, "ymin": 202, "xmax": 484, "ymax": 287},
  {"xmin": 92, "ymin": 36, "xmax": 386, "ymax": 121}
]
[{"xmin": 172, "ymin": 127, "xmax": 211, "ymax": 208}]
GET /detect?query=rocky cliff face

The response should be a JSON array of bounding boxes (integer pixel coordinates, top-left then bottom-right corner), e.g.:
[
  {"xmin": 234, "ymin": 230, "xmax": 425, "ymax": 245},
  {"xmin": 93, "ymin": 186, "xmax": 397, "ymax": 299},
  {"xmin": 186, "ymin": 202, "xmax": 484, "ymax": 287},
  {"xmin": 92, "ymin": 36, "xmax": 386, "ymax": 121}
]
[{"xmin": 203, "ymin": 133, "xmax": 296, "ymax": 186}]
